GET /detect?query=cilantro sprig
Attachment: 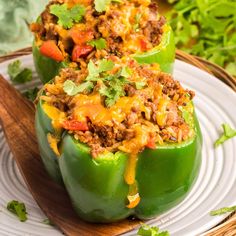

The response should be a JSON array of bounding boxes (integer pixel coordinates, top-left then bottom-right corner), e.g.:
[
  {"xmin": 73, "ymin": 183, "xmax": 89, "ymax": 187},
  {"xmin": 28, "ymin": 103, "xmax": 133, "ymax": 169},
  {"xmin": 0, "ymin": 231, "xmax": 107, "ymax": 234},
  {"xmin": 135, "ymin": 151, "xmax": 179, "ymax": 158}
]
[
  {"xmin": 7, "ymin": 200, "xmax": 27, "ymax": 222},
  {"xmin": 63, "ymin": 59, "xmax": 131, "ymax": 107},
  {"xmin": 8, "ymin": 60, "xmax": 32, "ymax": 84},
  {"xmin": 138, "ymin": 224, "xmax": 170, "ymax": 236},
  {"xmin": 50, "ymin": 4, "xmax": 86, "ymax": 29},
  {"xmin": 88, "ymin": 38, "xmax": 107, "ymax": 50},
  {"xmin": 210, "ymin": 205, "xmax": 236, "ymax": 216},
  {"xmin": 214, "ymin": 123, "xmax": 236, "ymax": 147}
]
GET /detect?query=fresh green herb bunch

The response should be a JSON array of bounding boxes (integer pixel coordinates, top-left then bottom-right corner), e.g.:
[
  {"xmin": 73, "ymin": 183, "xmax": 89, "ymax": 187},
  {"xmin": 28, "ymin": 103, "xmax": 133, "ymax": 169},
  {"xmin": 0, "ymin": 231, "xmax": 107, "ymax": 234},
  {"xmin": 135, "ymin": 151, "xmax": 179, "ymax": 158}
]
[{"xmin": 167, "ymin": 0, "xmax": 236, "ymax": 76}]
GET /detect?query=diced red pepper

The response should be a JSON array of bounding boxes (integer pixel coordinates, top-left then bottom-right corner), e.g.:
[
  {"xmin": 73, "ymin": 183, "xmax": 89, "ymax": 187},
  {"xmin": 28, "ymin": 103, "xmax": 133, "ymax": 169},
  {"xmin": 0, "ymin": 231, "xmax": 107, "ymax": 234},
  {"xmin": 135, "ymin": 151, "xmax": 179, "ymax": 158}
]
[
  {"xmin": 72, "ymin": 44, "xmax": 93, "ymax": 62},
  {"xmin": 140, "ymin": 39, "xmax": 148, "ymax": 52},
  {"xmin": 70, "ymin": 29, "xmax": 94, "ymax": 45},
  {"xmin": 146, "ymin": 137, "xmax": 156, "ymax": 149},
  {"xmin": 63, "ymin": 120, "xmax": 89, "ymax": 131},
  {"xmin": 40, "ymin": 40, "xmax": 64, "ymax": 62}
]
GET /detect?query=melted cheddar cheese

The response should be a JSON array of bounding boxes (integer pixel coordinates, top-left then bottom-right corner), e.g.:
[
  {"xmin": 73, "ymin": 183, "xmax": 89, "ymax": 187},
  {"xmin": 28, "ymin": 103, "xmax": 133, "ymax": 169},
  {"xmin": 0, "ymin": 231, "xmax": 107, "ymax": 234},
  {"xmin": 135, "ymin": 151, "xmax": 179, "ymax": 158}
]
[
  {"xmin": 42, "ymin": 103, "xmax": 66, "ymax": 131},
  {"xmin": 71, "ymin": 93, "xmax": 151, "ymax": 126}
]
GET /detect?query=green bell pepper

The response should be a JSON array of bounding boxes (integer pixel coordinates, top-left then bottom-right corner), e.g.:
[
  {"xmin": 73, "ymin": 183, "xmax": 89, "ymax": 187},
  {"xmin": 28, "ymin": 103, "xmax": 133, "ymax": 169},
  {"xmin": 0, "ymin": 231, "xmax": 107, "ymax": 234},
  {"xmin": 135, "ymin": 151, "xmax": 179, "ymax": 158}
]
[
  {"xmin": 133, "ymin": 25, "xmax": 175, "ymax": 73},
  {"xmin": 33, "ymin": 42, "xmax": 67, "ymax": 84},
  {"xmin": 35, "ymin": 97, "xmax": 202, "ymax": 223},
  {"xmin": 32, "ymin": 24, "xmax": 175, "ymax": 84}
]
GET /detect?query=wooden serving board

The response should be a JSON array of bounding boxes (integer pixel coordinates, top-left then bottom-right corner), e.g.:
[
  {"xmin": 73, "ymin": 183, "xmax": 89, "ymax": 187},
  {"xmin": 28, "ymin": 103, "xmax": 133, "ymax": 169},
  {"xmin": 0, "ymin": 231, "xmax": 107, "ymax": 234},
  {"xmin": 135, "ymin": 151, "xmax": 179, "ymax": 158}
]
[{"xmin": 0, "ymin": 75, "xmax": 141, "ymax": 236}]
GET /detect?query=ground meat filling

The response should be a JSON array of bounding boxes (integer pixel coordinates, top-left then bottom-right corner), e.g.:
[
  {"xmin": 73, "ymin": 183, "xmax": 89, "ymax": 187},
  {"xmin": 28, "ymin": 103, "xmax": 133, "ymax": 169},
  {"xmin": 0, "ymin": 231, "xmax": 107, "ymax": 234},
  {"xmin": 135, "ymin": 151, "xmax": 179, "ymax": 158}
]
[
  {"xmin": 31, "ymin": 0, "xmax": 166, "ymax": 65},
  {"xmin": 40, "ymin": 59, "xmax": 195, "ymax": 157}
]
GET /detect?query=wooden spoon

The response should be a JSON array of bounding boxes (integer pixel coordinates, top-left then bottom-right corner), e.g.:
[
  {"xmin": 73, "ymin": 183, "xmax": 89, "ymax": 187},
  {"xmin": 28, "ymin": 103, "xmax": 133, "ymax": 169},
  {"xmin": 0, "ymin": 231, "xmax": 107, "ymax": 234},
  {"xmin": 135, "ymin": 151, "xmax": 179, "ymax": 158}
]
[{"xmin": 0, "ymin": 75, "xmax": 140, "ymax": 236}]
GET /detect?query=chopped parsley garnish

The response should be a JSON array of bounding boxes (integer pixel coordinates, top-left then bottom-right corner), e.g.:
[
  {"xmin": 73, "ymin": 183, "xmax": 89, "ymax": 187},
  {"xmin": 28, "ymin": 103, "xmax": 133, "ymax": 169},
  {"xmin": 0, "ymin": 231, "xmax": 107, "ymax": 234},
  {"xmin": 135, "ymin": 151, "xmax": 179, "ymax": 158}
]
[
  {"xmin": 8, "ymin": 60, "xmax": 32, "ymax": 84},
  {"xmin": 210, "ymin": 205, "xmax": 236, "ymax": 216},
  {"xmin": 7, "ymin": 200, "xmax": 27, "ymax": 222},
  {"xmin": 138, "ymin": 224, "xmax": 170, "ymax": 236},
  {"xmin": 88, "ymin": 38, "xmax": 107, "ymax": 50},
  {"xmin": 50, "ymin": 4, "xmax": 86, "ymax": 29},
  {"xmin": 63, "ymin": 59, "xmax": 131, "ymax": 107},
  {"xmin": 214, "ymin": 123, "xmax": 236, "ymax": 147},
  {"xmin": 23, "ymin": 87, "xmax": 39, "ymax": 102}
]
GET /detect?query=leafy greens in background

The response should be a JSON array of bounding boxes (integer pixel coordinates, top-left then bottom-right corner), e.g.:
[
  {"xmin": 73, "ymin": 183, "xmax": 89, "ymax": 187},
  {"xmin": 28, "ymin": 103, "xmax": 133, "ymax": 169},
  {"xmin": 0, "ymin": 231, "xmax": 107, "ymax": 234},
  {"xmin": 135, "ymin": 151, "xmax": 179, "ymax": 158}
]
[{"xmin": 167, "ymin": 0, "xmax": 236, "ymax": 76}]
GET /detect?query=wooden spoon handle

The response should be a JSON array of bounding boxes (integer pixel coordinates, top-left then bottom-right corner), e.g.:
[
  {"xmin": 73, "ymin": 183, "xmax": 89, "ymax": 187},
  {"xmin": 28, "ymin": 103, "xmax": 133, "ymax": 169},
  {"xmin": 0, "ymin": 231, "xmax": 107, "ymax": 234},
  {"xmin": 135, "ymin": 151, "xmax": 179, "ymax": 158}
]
[{"xmin": 0, "ymin": 75, "xmax": 140, "ymax": 236}]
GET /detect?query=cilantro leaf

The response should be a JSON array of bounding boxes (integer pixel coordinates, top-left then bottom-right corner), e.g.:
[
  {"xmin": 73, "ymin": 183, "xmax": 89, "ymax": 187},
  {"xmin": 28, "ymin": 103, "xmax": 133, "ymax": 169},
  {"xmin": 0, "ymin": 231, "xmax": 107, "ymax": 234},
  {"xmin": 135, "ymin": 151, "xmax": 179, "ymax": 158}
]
[
  {"xmin": 63, "ymin": 80, "xmax": 94, "ymax": 96},
  {"xmin": 8, "ymin": 60, "xmax": 21, "ymax": 79},
  {"xmin": 50, "ymin": 4, "xmax": 85, "ymax": 29},
  {"xmin": 210, "ymin": 205, "xmax": 236, "ymax": 216},
  {"xmin": 138, "ymin": 224, "xmax": 169, "ymax": 236},
  {"xmin": 87, "ymin": 60, "xmax": 100, "ymax": 79},
  {"xmin": 214, "ymin": 123, "xmax": 236, "ymax": 147},
  {"xmin": 94, "ymin": 0, "xmax": 111, "ymax": 12},
  {"xmin": 7, "ymin": 200, "xmax": 27, "ymax": 222},
  {"xmin": 8, "ymin": 60, "xmax": 32, "ymax": 84},
  {"xmin": 98, "ymin": 59, "xmax": 115, "ymax": 73},
  {"xmin": 64, "ymin": 59, "xmax": 128, "ymax": 107},
  {"xmin": 100, "ymin": 73, "xmax": 128, "ymax": 107},
  {"xmin": 120, "ymin": 66, "xmax": 132, "ymax": 78},
  {"xmin": 88, "ymin": 38, "xmax": 107, "ymax": 50},
  {"xmin": 23, "ymin": 87, "xmax": 39, "ymax": 102},
  {"xmin": 135, "ymin": 81, "xmax": 146, "ymax": 90},
  {"xmin": 86, "ymin": 59, "xmax": 114, "ymax": 81}
]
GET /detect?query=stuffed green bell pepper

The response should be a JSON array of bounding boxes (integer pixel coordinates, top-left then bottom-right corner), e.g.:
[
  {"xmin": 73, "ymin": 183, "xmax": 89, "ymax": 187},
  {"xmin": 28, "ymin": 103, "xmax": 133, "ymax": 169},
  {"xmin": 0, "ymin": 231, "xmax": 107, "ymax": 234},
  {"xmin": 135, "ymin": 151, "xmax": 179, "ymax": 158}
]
[
  {"xmin": 35, "ymin": 57, "xmax": 202, "ymax": 223},
  {"xmin": 31, "ymin": 0, "xmax": 175, "ymax": 84}
]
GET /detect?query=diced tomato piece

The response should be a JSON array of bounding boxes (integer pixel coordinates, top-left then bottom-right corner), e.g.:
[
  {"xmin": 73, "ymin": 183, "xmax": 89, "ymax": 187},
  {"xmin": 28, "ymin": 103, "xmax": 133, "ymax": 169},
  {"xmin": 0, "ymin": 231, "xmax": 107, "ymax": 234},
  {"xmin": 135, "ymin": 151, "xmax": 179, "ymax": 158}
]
[
  {"xmin": 72, "ymin": 44, "xmax": 93, "ymax": 62},
  {"xmin": 146, "ymin": 137, "xmax": 156, "ymax": 149},
  {"xmin": 40, "ymin": 40, "xmax": 64, "ymax": 62},
  {"xmin": 63, "ymin": 120, "xmax": 89, "ymax": 131},
  {"xmin": 140, "ymin": 39, "xmax": 148, "ymax": 52},
  {"xmin": 70, "ymin": 29, "xmax": 94, "ymax": 45}
]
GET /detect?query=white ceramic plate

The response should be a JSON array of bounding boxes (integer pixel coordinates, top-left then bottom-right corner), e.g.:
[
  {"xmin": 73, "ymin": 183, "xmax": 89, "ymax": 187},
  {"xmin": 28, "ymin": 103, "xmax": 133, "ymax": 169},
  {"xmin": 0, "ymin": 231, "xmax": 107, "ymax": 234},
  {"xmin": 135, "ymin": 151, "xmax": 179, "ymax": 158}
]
[{"xmin": 0, "ymin": 55, "xmax": 236, "ymax": 236}]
